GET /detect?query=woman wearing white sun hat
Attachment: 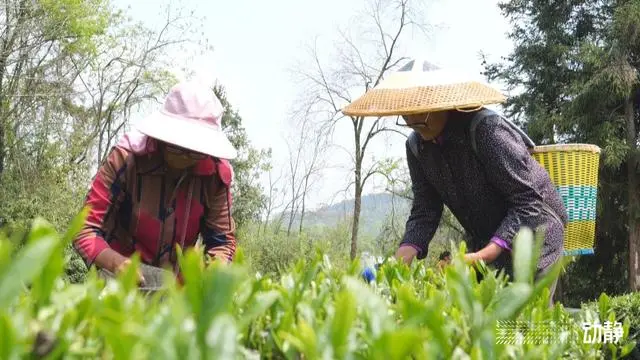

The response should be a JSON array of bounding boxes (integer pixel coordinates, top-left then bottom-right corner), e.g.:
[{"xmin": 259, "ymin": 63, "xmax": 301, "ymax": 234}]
[
  {"xmin": 343, "ymin": 59, "xmax": 568, "ymax": 306},
  {"xmin": 73, "ymin": 80, "xmax": 238, "ymax": 286}
]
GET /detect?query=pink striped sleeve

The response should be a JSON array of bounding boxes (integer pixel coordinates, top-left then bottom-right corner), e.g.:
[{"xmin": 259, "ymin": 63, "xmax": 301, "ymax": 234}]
[{"xmin": 73, "ymin": 148, "xmax": 127, "ymax": 266}]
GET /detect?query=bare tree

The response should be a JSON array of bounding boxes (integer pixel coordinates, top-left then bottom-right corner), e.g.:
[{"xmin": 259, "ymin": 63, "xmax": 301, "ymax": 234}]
[
  {"xmin": 284, "ymin": 129, "xmax": 305, "ymax": 235},
  {"xmin": 69, "ymin": 4, "xmax": 203, "ymax": 166},
  {"xmin": 282, "ymin": 104, "xmax": 331, "ymax": 235},
  {"xmin": 294, "ymin": 0, "xmax": 429, "ymax": 259},
  {"xmin": 296, "ymin": 109, "xmax": 331, "ymax": 234},
  {"xmin": 262, "ymin": 164, "xmax": 286, "ymax": 236},
  {"xmin": 298, "ymin": 130, "xmax": 328, "ymax": 234}
]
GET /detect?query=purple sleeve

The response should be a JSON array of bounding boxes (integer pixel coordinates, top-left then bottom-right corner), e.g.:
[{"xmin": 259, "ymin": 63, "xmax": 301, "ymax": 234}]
[
  {"xmin": 490, "ymin": 236, "xmax": 512, "ymax": 252},
  {"xmin": 399, "ymin": 243, "xmax": 424, "ymax": 254}
]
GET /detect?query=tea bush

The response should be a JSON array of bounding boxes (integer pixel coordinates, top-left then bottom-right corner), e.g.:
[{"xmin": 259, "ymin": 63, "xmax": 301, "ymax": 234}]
[
  {"xmin": 583, "ymin": 292, "xmax": 640, "ymax": 358},
  {"xmin": 237, "ymin": 221, "xmax": 353, "ymax": 277},
  {"xmin": 606, "ymin": 293, "xmax": 640, "ymax": 339},
  {"xmin": 0, "ymin": 212, "xmax": 637, "ymax": 359}
]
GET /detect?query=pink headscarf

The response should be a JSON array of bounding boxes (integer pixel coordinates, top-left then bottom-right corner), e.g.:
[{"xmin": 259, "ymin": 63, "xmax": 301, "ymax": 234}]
[{"xmin": 117, "ymin": 129, "xmax": 158, "ymax": 155}]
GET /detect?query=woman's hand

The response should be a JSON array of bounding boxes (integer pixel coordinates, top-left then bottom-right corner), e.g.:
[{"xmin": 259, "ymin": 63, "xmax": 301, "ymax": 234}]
[
  {"xmin": 95, "ymin": 248, "xmax": 146, "ymax": 286},
  {"xmin": 465, "ymin": 242, "xmax": 503, "ymax": 264},
  {"xmin": 115, "ymin": 259, "xmax": 146, "ymax": 287},
  {"xmin": 463, "ymin": 252, "xmax": 481, "ymax": 264},
  {"xmin": 395, "ymin": 245, "xmax": 418, "ymax": 265}
]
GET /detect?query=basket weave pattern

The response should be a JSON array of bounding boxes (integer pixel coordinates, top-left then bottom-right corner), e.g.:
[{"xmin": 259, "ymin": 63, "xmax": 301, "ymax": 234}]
[
  {"xmin": 342, "ymin": 82, "xmax": 506, "ymax": 116},
  {"xmin": 531, "ymin": 144, "xmax": 601, "ymax": 256}
]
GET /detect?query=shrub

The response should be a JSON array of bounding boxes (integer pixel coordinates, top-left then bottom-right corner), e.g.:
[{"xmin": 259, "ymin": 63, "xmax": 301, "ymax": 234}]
[
  {"xmin": 238, "ymin": 221, "xmax": 352, "ymax": 277},
  {"xmin": 582, "ymin": 292, "xmax": 640, "ymax": 359},
  {"xmin": 0, "ymin": 213, "xmax": 637, "ymax": 359},
  {"xmin": 607, "ymin": 293, "xmax": 640, "ymax": 339}
]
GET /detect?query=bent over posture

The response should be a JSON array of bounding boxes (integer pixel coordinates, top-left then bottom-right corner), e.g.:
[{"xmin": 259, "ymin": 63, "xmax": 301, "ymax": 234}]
[
  {"xmin": 396, "ymin": 109, "xmax": 567, "ymax": 281},
  {"xmin": 341, "ymin": 59, "xmax": 567, "ymax": 305},
  {"xmin": 73, "ymin": 81, "xmax": 238, "ymax": 284}
]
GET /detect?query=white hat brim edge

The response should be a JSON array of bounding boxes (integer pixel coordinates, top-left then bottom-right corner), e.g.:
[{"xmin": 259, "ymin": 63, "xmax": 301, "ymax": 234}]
[{"xmin": 135, "ymin": 111, "xmax": 238, "ymax": 160}]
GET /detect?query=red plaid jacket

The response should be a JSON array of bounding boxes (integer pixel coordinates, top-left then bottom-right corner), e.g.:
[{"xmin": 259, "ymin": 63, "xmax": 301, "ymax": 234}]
[{"xmin": 73, "ymin": 145, "xmax": 236, "ymax": 269}]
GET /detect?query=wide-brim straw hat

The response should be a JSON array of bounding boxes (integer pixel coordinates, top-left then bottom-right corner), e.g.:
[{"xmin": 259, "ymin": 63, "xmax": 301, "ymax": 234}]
[
  {"xmin": 135, "ymin": 80, "xmax": 238, "ymax": 160},
  {"xmin": 342, "ymin": 58, "xmax": 506, "ymax": 117}
]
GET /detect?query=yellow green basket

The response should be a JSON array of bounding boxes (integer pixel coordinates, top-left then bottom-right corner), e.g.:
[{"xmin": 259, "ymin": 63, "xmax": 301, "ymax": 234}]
[{"xmin": 530, "ymin": 144, "xmax": 602, "ymax": 256}]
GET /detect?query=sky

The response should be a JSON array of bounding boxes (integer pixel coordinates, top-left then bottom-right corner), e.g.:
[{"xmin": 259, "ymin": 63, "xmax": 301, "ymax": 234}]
[{"xmin": 116, "ymin": 0, "xmax": 514, "ymax": 211}]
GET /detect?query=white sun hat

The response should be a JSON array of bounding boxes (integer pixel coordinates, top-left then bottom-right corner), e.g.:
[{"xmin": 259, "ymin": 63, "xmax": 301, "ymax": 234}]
[
  {"xmin": 342, "ymin": 58, "xmax": 506, "ymax": 117},
  {"xmin": 135, "ymin": 80, "xmax": 237, "ymax": 160}
]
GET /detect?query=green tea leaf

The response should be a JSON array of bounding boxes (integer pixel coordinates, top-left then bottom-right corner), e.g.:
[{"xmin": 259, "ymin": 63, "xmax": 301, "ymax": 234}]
[
  {"xmin": 478, "ymin": 273, "xmax": 497, "ymax": 309},
  {"xmin": 279, "ymin": 319, "xmax": 318, "ymax": 357},
  {"xmin": 490, "ymin": 283, "xmax": 533, "ymax": 321},
  {"xmin": 62, "ymin": 208, "xmax": 89, "ymax": 246},
  {"xmin": 0, "ymin": 238, "xmax": 15, "ymax": 280},
  {"xmin": 371, "ymin": 329, "xmax": 425, "ymax": 360},
  {"xmin": 330, "ymin": 290, "xmax": 357, "ymax": 358},
  {"xmin": 30, "ymin": 249, "xmax": 65, "ymax": 309},
  {"xmin": 0, "ymin": 225, "xmax": 59, "ymax": 308},
  {"xmin": 513, "ymin": 227, "xmax": 534, "ymax": 284},
  {"xmin": 446, "ymin": 267, "xmax": 475, "ymax": 317},
  {"xmin": 237, "ymin": 290, "xmax": 280, "ymax": 329},
  {"xmin": 620, "ymin": 341, "xmax": 637, "ymax": 357},
  {"xmin": 342, "ymin": 277, "xmax": 391, "ymax": 338},
  {"xmin": 194, "ymin": 263, "xmax": 243, "ymax": 357},
  {"xmin": 0, "ymin": 314, "xmax": 19, "ymax": 360},
  {"xmin": 422, "ymin": 296, "xmax": 452, "ymax": 356},
  {"xmin": 530, "ymin": 259, "xmax": 565, "ymax": 306},
  {"xmin": 598, "ymin": 293, "xmax": 611, "ymax": 323},
  {"xmin": 205, "ymin": 314, "xmax": 238, "ymax": 360},
  {"xmin": 179, "ymin": 247, "xmax": 205, "ymax": 317}
]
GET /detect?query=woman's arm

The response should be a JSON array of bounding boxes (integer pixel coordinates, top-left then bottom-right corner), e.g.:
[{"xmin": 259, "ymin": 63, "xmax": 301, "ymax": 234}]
[
  {"xmin": 399, "ymin": 139, "xmax": 444, "ymax": 260},
  {"xmin": 74, "ymin": 147, "xmax": 129, "ymax": 271},
  {"xmin": 201, "ymin": 162, "xmax": 237, "ymax": 263}
]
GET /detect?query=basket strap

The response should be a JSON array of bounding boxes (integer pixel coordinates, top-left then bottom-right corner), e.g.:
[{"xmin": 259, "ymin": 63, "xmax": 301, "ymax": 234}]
[
  {"xmin": 469, "ymin": 109, "xmax": 536, "ymax": 155},
  {"xmin": 407, "ymin": 130, "xmax": 421, "ymax": 160},
  {"xmin": 468, "ymin": 110, "xmax": 567, "ymax": 229},
  {"xmin": 541, "ymin": 201, "xmax": 567, "ymax": 227}
]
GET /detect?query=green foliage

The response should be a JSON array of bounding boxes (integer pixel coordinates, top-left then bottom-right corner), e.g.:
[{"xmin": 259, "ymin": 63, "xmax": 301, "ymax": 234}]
[
  {"xmin": 37, "ymin": 0, "xmax": 111, "ymax": 55},
  {"xmin": 238, "ymin": 221, "xmax": 352, "ymax": 276},
  {"xmin": 584, "ymin": 292, "xmax": 640, "ymax": 347},
  {"xmin": 1, "ymin": 214, "xmax": 636, "ymax": 358},
  {"xmin": 581, "ymin": 293, "xmax": 640, "ymax": 359},
  {"xmin": 612, "ymin": 1, "xmax": 640, "ymax": 54}
]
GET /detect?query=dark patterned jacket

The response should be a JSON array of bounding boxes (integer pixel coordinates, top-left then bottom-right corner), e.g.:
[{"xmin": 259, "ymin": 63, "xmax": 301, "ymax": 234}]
[{"xmin": 401, "ymin": 110, "xmax": 568, "ymax": 273}]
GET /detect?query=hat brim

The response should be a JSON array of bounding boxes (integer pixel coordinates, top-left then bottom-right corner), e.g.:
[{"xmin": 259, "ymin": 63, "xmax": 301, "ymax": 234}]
[
  {"xmin": 342, "ymin": 81, "xmax": 506, "ymax": 117},
  {"xmin": 135, "ymin": 111, "xmax": 238, "ymax": 160}
]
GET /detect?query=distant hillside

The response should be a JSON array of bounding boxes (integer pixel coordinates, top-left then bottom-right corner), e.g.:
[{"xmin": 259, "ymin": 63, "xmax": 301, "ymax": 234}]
[{"xmin": 278, "ymin": 193, "xmax": 412, "ymax": 237}]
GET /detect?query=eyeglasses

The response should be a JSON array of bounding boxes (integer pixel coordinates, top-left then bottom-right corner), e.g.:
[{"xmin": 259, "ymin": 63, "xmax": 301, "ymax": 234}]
[
  {"xmin": 165, "ymin": 144, "xmax": 207, "ymax": 160},
  {"xmin": 395, "ymin": 116, "xmax": 431, "ymax": 129}
]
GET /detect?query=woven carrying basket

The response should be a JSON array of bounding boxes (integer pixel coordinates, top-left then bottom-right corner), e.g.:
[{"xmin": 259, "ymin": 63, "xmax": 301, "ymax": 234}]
[{"xmin": 529, "ymin": 144, "xmax": 601, "ymax": 256}]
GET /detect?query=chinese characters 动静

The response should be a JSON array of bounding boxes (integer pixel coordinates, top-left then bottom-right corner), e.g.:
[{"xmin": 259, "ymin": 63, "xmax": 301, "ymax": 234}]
[{"xmin": 582, "ymin": 321, "xmax": 624, "ymax": 344}]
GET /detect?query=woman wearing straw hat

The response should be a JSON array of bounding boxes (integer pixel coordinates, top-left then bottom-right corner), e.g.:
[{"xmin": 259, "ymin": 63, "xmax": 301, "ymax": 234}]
[
  {"xmin": 342, "ymin": 59, "xmax": 568, "ymax": 304},
  {"xmin": 73, "ymin": 81, "xmax": 238, "ymax": 286}
]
